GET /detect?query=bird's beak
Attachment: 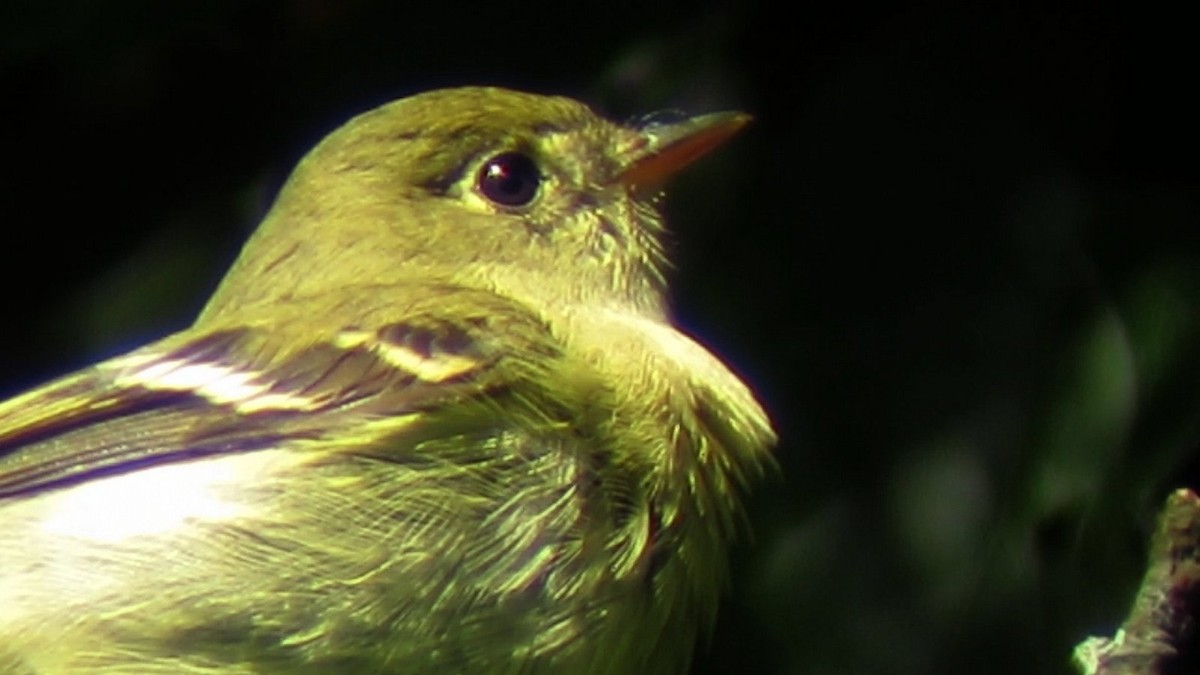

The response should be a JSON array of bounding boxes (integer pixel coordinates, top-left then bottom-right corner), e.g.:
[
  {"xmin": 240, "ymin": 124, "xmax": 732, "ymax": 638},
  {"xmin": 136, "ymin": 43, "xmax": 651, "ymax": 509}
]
[{"xmin": 617, "ymin": 111, "xmax": 751, "ymax": 191}]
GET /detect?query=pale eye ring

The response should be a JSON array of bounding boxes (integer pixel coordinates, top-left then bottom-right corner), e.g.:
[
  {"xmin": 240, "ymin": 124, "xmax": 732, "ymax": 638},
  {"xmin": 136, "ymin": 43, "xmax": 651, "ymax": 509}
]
[{"xmin": 476, "ymin": 152, "xmax": 541, "ymax": 206}]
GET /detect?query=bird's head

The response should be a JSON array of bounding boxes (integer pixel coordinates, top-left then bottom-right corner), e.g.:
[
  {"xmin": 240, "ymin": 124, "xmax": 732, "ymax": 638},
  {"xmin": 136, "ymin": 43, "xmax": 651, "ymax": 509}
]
[{"xmin": 199, "ymin": 87, "xmax": 747, "ymax": 326}]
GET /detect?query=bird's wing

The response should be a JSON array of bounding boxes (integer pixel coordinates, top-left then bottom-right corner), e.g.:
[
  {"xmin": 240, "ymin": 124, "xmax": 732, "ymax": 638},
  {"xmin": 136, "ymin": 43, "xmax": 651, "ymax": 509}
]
[{"xmin": 0, "ymin": 299, "xmax": 560, "ymax": 500}]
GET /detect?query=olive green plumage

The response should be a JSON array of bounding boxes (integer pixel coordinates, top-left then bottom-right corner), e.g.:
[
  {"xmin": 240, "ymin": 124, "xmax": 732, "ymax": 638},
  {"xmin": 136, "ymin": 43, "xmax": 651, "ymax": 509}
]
[{"xmin": 0, "ymin": 87, "xmax": 774, "ymax": 673}]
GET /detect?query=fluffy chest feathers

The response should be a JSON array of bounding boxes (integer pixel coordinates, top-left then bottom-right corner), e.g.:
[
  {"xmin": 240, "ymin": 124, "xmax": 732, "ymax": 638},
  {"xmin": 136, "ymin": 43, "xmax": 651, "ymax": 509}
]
[{"xmin": 0, "ymin": 291, "xmax": 771, "ymax": 674}]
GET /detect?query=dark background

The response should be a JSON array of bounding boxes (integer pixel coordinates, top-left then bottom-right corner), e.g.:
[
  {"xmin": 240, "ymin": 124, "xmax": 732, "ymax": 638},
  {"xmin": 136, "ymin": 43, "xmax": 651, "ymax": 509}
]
[{"xmin": 2, "ymin": 2, "xmax": 1198, "ymax": 673}]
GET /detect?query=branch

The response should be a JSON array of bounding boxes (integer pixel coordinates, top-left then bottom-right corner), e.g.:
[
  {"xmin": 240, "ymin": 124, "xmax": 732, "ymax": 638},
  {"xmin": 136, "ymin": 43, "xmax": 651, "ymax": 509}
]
[{"xmin": 1074, "ymin": 489, "xmax": 1200, "ymax": 675}]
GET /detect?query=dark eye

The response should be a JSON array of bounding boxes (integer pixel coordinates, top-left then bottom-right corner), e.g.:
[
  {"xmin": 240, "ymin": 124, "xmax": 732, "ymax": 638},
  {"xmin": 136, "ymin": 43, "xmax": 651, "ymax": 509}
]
[{"xmin": 476, "ymin": 152, "xmax": 541, "ymax": 206}]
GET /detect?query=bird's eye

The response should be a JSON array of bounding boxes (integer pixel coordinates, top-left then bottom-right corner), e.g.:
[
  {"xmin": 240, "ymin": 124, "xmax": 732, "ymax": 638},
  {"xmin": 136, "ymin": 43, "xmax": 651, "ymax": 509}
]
[{"xmin": 476, "ymin": 152, "xmax": 541, "ymax": 206}]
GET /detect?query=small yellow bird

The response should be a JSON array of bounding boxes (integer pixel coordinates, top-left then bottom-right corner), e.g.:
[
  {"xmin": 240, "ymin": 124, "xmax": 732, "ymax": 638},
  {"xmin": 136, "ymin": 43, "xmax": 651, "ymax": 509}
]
[{"xmin": 0, "ymin": 87, "xmax": 774, "ymax": 674}]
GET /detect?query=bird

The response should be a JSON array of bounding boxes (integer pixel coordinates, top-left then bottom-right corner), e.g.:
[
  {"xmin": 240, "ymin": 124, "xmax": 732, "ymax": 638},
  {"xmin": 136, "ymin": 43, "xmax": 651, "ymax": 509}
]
[{"xmin": 0, "ymin": 86, "xmax": 775, "ymax": 674}]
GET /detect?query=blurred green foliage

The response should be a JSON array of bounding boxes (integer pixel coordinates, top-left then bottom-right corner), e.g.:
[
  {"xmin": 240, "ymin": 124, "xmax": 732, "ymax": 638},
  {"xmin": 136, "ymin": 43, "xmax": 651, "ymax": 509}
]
[{"xmin": 2, "ymin": 2, "xmax": 1197, "ymax": 673}]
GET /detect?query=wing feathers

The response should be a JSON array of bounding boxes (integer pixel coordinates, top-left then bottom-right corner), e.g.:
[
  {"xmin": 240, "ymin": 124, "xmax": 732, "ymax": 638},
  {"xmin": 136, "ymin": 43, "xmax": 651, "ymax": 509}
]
[{"xmin": 0, "ymin": 316, "xmax": 517, "ymax": 500}]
